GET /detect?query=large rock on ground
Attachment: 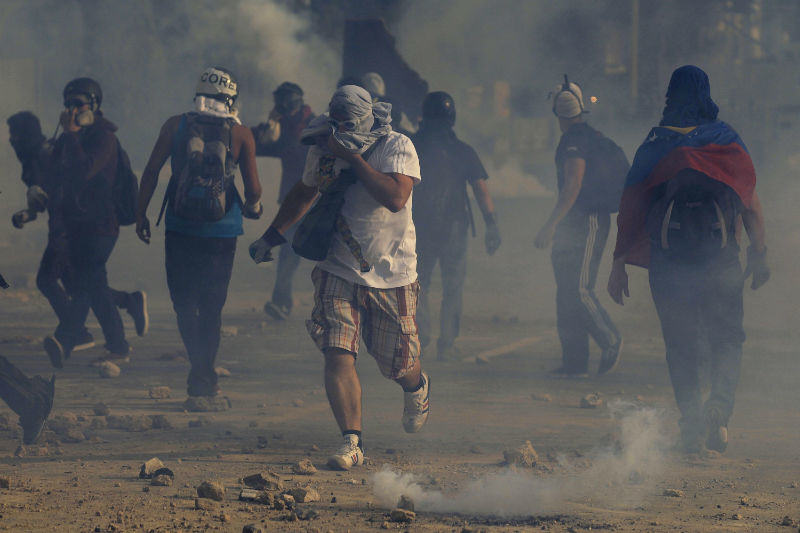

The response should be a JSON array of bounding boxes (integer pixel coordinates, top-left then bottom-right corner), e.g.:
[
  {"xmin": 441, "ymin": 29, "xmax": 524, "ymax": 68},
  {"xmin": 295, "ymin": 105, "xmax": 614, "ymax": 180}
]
[
  {"xmin": 390, "ymin": 508, "xmax": 416, "ymax": 523},
  {"xmin": 291, "ymin": 458, "xmax": 317, "ymax": 475},
  {"xmin": 503, "ymin": 440, "xmax": 539, "ymax": 467},
  {"xmin": 139, "ymin": 457, "xmax": 165, "ymax": 479},
  {"xmin": 183, "ymin": 396, "xmax": 231, "ymax": 412},
  {"xmin": 197, "ymin": 480, "xmax": 225, "ymax": 501},
  {"xmin": 98, "ymin": 361, "xmax": 121, "ymax": 378},
  {"xmin": 243, "ymin": 471, "xmax": 283, "ymax": 491},
  {"xmin": 288, "ymin": 486, "xmax": 320, "ymax": 503}
]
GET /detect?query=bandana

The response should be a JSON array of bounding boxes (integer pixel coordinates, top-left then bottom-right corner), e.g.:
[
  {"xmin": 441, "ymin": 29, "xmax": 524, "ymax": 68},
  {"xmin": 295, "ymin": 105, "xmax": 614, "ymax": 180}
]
[{"xmin": 193, "ymin": 96, "xmax": 241, "ymax": 124}]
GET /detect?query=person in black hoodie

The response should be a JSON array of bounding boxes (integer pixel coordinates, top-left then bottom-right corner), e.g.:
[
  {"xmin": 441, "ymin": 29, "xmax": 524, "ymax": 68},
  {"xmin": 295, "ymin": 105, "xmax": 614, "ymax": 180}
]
[
  {"xmin": 42, "ymin": 78, "xmax": 147, "ymax": 369},
  {"xmin": 411, "ymin": 92, "xmax": 501, "ymax": 361}
]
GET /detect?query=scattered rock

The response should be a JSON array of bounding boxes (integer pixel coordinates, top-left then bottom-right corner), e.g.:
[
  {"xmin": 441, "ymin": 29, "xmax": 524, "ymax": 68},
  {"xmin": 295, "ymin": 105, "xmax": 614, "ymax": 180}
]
[
  {"xmin": 779, "ymin": 516, "xmax": 795, "ymax": 527},
  {"xmin": 47, "ymin": 414, "xmax": 78, "ymax": 434},
  {"xmin": 151, "ymin": 474, "xmax": 172, "ymax": 487},
  {"xmin": 107, "ymin": 414, "xmax": 153, "ymax": 432},
  {"xmin": 242, "ymin": 525, "xmax": 263, "ymax": 533},
  {"xmin": 93, "ymin": 403, "xmax": 110, "ymax": 416},
  {"xmin": 503, "ymin": 440, "xmax": 539, "ymax": 467},
  {"xmin": 188, "ymin": 417, "xmax": 211, "ymax": 428},
  {"xmin": 0, "ymin": 476, "xmax": 9, "ymax": 489},
  {"xmin": 397, "ymin": 495, "xmax": 415, "ymax": 512},
  {"xmin": 309, "ymin": 444, "xmax": 320, "ymax": 451},
  {"xmin": 296, "ymin": 508, "xmax": 319, "ymax": 520},
  {"xmin": 530, "ymin": 392, "xmax": 552, "ymax": 402},
  {"xmin": 150, "ymin": 415, "xmax": 173, "ymax": 430},
  {"xmin": 152, "ymin": 467, "xmax": 174, "ymax": 479},
  {"xmin": 732, "ymin": 513, "xmax": 742, "ymax": 520},
  {"xmin": 469, "ymin": 444, "xmax": 483, "ymax": 454},
  {"xmin": 89, "ymin": 417, "xmax": 107, "ymax": 430},
  {"xmin": 289, "ymin": 486, "xmax": 320, "ymax": 503},
  {"xmin": 663, "ymin": 489, "xmax": 684, "ymax": 497},
  {"xmin": 292, "ymin": 459, "xmax": 317, "ymax": 475},
  {"xmin": 197, "ymin": 481, "xmax": 225, "ymax": 501},
  {"xmin": 214, "ymin": 367, "xmax": 231, "ymax": 377},
  {"xmin": 390, "ymin": 508, "xmax": 416, "ymax": 523},
  {"xmin": 292, "ymin": 399, "xmax": 304, "ymax": 407},
  {"xmin": 580, "ymin": 393, "xmax": 603, "ymax": 409},
  {"xmin": 194, "ymin": 498, "xmax": 218, "ymax": 511},
  {"xmin": 148, "ymin": 386, "xmax": 171, "ymax": 399},
  {"xmin": 98, "ymin": 361, "xmax": 121, "ymax": 378},
  {"xmin": 139, "ymin": 458, "xmax": 165, "ymax": 479},
  {"xmin": 739, "ymin": 496, "xmax": 749, "ymax": 506},
  {"xmin": 243, "ymin": 471, "xmax": 283, "ymax": 491},
  {"xmin": 381, "ymin": 522, "xmax": 390, "ymax": 529},
  {"xmin": 183, "ymin": 396, "xmax": 231, "ymax": 412},
  {"xmin": 281, "ymin": 494, "xmax": 296, "ymax": 507},
  {"xmin": 239, "ymin": 489, "xmax": 274, "ymax": 505},
  {"xmin": 61, "ymin": 428, "xmax": 86, "ymax": 443},
  {"xmin": 220, "ymin": 325, "xmax": 238, "ymax": 337},
  {"xmin": 789, "ymin": 481, "xmax": 798, "ymax": 489}
]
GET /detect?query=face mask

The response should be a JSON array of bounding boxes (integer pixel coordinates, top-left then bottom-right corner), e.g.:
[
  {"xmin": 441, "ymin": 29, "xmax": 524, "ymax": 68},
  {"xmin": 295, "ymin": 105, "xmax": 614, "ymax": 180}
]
[{"xmin": 74, "ymin": 109, "xmax": 95, "ymax": 127}]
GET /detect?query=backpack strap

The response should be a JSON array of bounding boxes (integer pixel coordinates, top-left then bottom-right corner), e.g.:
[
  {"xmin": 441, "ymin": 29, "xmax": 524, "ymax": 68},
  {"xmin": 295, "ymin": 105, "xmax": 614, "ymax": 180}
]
[{"xmin": 156, "ymin": 114, "xmax": 188, "ymax": 226}]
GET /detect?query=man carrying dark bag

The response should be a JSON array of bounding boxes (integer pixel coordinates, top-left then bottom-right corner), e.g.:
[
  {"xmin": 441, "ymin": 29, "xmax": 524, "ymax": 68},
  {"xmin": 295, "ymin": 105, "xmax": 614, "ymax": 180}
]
[
  {"xmin": 608, "ymin": 65, "xmax": 769, "ymax": 454},
  {"xmin": 42, "ymin": 78, "xmax": 147, "ymax": 368},
  {"xmin": 535, "ymin": 76, "xmax": 625, "ymax": 377}
]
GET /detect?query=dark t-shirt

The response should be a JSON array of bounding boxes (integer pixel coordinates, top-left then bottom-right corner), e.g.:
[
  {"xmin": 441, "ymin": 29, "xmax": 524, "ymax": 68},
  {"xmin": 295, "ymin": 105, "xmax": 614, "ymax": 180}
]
[
  {"xmin": 411, "ymin": 126, "xmax": 488, "ymax": 242},
  {"xmin": 555, "ymin": 122, "xmax": 602, "ymax": 213}
]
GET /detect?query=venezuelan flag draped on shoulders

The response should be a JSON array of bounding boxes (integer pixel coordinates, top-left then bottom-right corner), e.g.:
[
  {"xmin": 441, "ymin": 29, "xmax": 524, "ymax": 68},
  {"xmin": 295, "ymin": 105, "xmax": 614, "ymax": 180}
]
[{"xmin": 613, "ymin": 67, "xmax": 757, "ymax": 268}]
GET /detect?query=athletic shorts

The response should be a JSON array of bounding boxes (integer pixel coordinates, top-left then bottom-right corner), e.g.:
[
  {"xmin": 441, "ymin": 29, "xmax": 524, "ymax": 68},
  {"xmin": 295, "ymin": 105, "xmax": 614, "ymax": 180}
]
[{"xmin": 307, "ymin": 266, "xmax": 420, "ymax": 380}]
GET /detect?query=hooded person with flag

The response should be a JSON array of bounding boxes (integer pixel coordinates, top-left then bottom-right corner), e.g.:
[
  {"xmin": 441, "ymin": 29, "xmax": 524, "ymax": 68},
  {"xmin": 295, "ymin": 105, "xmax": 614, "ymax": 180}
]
[{"xmin": 608, "ymin": 65, "xmax": 770, "ymax": 454}]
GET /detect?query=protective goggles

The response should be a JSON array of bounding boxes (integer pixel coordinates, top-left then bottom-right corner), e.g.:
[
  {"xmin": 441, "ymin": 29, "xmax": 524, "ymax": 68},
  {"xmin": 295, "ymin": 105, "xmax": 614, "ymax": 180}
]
[
  {"xmin": 64, "ymin": 95, "xmax": 91, "ymax": 109},
  {"xmin": 327, "ymin": 116, "xmax": 359, "ymax": 131}
]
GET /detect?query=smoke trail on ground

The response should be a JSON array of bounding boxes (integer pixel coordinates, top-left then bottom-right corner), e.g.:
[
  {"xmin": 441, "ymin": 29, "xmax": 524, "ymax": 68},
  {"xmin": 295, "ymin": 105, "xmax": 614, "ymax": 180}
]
[{"xmin": 372, "ymin": 402, "xmax": 666, "ymax": 516}]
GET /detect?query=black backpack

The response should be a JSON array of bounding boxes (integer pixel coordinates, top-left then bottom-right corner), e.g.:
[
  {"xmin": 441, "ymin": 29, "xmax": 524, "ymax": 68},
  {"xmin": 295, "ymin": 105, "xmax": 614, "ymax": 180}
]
[
  {"xmin": 582, "ymin": 133, "xmax": 630, "ymax": 213},
  {"xmin": 112, "ymin": 140, "xmax": 139, "ymax": 226},
  {"xmin": 648, "ymin": 170, "xmax": 741, "ymax": 262}
]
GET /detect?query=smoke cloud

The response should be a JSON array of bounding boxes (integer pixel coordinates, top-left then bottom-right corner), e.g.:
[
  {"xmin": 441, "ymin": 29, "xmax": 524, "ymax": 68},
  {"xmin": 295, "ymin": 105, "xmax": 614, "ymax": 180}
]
[{"xmin": 372, "ymin": 402, "xmax": 667, "ymax": 516}]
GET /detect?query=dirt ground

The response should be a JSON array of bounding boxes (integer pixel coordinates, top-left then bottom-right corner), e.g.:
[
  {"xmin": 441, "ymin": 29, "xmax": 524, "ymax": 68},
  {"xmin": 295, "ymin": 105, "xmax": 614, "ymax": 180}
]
[{"xmin": 0, "ymin": 197, "xmax": 798, "ymax": 533}]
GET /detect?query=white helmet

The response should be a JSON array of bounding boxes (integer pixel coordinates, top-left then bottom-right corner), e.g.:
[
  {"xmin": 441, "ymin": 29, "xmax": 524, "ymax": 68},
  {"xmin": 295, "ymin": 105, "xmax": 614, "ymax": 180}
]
[{"xmin": 195, "ymin": 66, "xmax": 238, "ymax": 105}]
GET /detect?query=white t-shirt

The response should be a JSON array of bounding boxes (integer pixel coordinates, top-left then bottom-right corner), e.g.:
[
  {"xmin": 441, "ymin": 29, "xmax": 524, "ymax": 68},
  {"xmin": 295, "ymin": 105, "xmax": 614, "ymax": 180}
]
[{"xmin": 302, "ymin": 132, "xmax": 421, "ymax": 288}]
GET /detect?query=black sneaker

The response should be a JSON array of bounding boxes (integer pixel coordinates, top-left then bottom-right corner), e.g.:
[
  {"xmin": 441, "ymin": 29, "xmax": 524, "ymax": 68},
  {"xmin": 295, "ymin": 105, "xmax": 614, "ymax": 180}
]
[
  {"xmin": 550, "ymin": 366, "xmax": 589, "ymax": 379},
  {"xmin": 128, "ymin": 291, "xmax": 149, "ymax": 336},
  {"xmin": 598, "ymin": 338, "xmax": 623, "ymax": 375},
  {"xmin": 263, "ymin": 301, "xmax": 290, "ymax": 321},
  {"xmin": 705, "ymin": 406, "xmax": 729, "ymax": 453},
  {"xmin": 43, "ymin": 336, "xmax": 65, "ymax": 369},
  {"xmin": 20, "ymin": 375, "xmax": 55, "ymax": 445},
  {"xmin": 73, "ymin": 330, "xmax": 96, "ymax": 352}
]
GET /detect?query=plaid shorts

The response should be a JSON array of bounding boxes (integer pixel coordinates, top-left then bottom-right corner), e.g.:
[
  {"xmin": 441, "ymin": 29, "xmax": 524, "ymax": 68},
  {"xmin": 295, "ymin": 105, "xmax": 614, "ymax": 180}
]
[{"xmin": 306, "ymin": 267, "xmax": 420, "ymax": 380}]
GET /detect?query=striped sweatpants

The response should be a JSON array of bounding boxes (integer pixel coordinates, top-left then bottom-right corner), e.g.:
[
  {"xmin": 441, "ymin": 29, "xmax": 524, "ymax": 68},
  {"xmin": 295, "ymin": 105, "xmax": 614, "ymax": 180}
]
[{"xmin": 551, "ymin": 210, "xmax": 621, "ymax": 373}]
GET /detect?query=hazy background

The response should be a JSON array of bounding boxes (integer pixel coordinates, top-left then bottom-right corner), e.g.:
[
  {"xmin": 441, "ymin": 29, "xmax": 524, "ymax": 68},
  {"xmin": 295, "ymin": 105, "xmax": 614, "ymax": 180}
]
[{"xmin": 0, "ymin": 0, "xmax": 797, "ymax": 359}]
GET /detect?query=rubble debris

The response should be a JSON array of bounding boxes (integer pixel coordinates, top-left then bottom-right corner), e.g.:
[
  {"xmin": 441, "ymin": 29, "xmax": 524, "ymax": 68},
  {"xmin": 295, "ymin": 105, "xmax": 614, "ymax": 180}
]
[
  {"xmin": 92, "ymin": 403, "xmax": 110, "ymax": 416},
  {"xmin": 242, "ymin": 525, "xmax": 263, "ymax": 533},
  {"xmin": 107, "ymin": 414, "xmax": 153, "ymax": 432},
  {"xmin": 530, "ymin": 392, "xmax": 553, "ymax": 402},
  {"xmin": 47, "ymin": 413, "xmax": 78, "ymax": 434},
  {"xmin": 381, "ymin": 522, "xmax": 390, "ymax": 529},
  {"xmin": 0, "ymin": 476, "xmax": 9, "ymax": 489},
  {"xmin": 89, "ymin": 417, "xmax": 107, "ymax": 430},
  {"xmin": 197, "ymin": 481, "xmax": 225, "ymax": 501},
  {"xmin": 732, "ymin": 513, "xmax": 742, "ymax": 520},
  {"xmin": 139, "ymin": 458, "xmax": 165, "ymax": 479},
  {"xmin": 397, "ymin": 495, "xmax": 415, "ymax": 512},
  {"xmin": 150, "ymin": 415, "xmax": 173, "ymax": 430},
  {"xmin": 390, "ymin": 508, "xmax": 416, "ymax": 523},
  {"xmin": 288, "ymin": 486, "xmax": 320, "ymax": 503},
  {"xmin": 183, "ymin": 396, "xmax": 231, "ymax": 412},
  {"xmin": 292, "ymin": 459, "xmax": 317, "ymax": 475},
  {"xmin": 221, "ymin": 325, "xmax": 238, "ymax": 337},
  {"xmin": 98, "ymin": 361, "xmax": 121, "ymax": 378},
  {"xmin": 238, "ymin": 489, "xmax": 274, "ymax": 506},
  {"xmin": 663, "ymin": 489, "xmax": 684, "ymax": 497},
  {"xmin": 151, "ymin": 474, "xmax": 172, "ymax": 487},
  {"xmin": 296, "ymin": 508, "xmax": 319, "ymax": 520},
  {"xmin": 739, "ymin": 496, "xmax": 749, "ymax": 506},
  {"xmin": 148, "ymin": 386, "xmax": 171, "ymax": 399},
  {"xmin": 503, "ymin": 440, "xmax": 539, "ymax": 467},
  {"xmin": 580, "ymin": 393, "xmax": 604, "ymax": 409},
  {"xmin": 61, "ymin": 428, "xmax": 86, "ymax": 443},
  {"xmin": 214, "ymin": 366, "xmax": 231, "ymax": 377},
  {"xmin": 243, "ymin": 471, "xmax": 283, "ymax": 491},
  {"xmin": 281, "ymin": 494, "xmax": 295, "ymax": 507},
  {"xmin": 188, "ymin": 417, "xmax": 212, "ymax": 428},
  {"xmin": 194, "ymin": 497, "xmax": 218, "ymax": 511},
  {"xmin": 779, "ymin": 516, "xmax": 795, "ymax": 527}
]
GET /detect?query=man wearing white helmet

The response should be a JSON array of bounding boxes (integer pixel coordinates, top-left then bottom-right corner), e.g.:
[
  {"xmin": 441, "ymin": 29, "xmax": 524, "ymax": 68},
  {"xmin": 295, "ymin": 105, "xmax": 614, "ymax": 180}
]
[
  {"xmin": 135, "ymin": 66, "xmax": 263, "ymax": 399},
  {"xmin": 534, "ymin": 76, "xmax": 626, "ymax": 378}
]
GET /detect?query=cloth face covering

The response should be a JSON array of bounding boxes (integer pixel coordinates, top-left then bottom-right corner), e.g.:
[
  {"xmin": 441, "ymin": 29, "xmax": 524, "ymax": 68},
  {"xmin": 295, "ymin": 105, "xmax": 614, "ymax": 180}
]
[
  {"xmin": 326, "ymin": 85, "xmax": 392, "ymax": 154},
  {"xmin": 194, "ymin": 95, "xmax": 241, "ymax": 124},
  {"xmin": 659, "ymin": 65, "xmax": 719, "ymax": 128}
]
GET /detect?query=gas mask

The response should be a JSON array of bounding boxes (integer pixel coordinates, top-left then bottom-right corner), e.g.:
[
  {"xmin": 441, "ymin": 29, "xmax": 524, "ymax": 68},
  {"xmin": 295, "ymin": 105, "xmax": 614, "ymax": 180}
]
[{"xmin": 64, "ymin": 94, "xmax": 96, "ymax": 127}]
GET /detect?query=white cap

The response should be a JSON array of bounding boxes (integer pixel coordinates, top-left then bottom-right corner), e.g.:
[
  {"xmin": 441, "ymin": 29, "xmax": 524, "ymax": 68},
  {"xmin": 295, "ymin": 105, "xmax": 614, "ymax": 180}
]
[{"xmin": 553, "ymin": 82, "xmax": 584, "ymax": 118}]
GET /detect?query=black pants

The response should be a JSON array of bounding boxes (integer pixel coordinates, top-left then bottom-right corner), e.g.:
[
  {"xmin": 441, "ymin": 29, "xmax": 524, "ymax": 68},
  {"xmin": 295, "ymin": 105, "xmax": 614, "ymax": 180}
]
[
  {"xmin": 0, "ymin": 355, "xmax": 38, "ymax": 417},
  {"xmin": 38, "ymin": 233, "xmax": 129, "ymax": 338},
  {"xmin": 551, "ymin": 211, "xmax": 620, "ymax": 372},
  {"xmin": 270, "ymin": 225, "xmax": 301, "ymax": 311},
  {"xmin": 57, "ymin": 233, "xmax": 129, "ymax": 355},
  {"xmin": 649, "ymin": 249, "xmax": 744, "ymax": 438},
  {"xmin": 416, "ymin": 221, "xmax": 468, "ymax": 352},
  {"xmin": 165, "ymin": 232, "xmax": 236, "ymax": 396}
]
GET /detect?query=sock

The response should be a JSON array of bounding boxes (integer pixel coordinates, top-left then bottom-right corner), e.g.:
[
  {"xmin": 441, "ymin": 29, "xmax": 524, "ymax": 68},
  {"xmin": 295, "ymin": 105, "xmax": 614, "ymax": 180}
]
[
  {"xmin": 402, "ymin": 374, "xmax": 424, "ymax": 393},
  {"xmin": 342, "ymin": 429, "xmax": 362, "ymax": 450}
]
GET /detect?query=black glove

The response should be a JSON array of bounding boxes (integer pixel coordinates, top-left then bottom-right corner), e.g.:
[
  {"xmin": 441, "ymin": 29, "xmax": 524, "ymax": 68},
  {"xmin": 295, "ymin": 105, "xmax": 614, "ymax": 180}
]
[
  {"xmin": 743, "ymin": 245, "xmax": 770, "ymax": 290},
  {"xmin": 249, "ymin": 226, "xmax": 286, "ymax": 264}
]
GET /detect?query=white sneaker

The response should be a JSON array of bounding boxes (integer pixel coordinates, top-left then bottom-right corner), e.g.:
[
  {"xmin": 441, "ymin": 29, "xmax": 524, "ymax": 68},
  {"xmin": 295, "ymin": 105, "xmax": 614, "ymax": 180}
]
[
  {"xmin": 402, "ymin": 372, "xmax": 430, "ymax": 433},
  {"xmin": 327, "ymin": 434, "xmax": 364, "ymax": 471}
]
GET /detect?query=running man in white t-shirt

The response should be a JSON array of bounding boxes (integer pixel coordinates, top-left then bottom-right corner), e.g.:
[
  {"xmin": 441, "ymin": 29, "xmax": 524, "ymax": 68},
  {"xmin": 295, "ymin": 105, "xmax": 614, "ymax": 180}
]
[{"xmin": 249, "ymin": 85, "xmax": 429, "ymax": 470}]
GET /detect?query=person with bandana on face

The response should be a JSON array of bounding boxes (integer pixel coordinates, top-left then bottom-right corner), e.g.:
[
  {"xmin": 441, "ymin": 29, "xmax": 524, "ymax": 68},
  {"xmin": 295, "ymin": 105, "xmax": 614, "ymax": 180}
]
[
  {"xmin": 251, "ymin": 82, "xmax": 314, "ymax": 320},
  {"xmin": 249, "ymin": 85, "xmax": 429, "ymax": 471},
  {"xmin": 411, "ymin": 91, "xmax": 501, "ymax": 361},
  {"xmin": 608, "ymin": 65, "xmax": 769, "ymax": 454},
  {"xmin": 41, "ymin": 78, "xmax": 149, "ymax": 369}
]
